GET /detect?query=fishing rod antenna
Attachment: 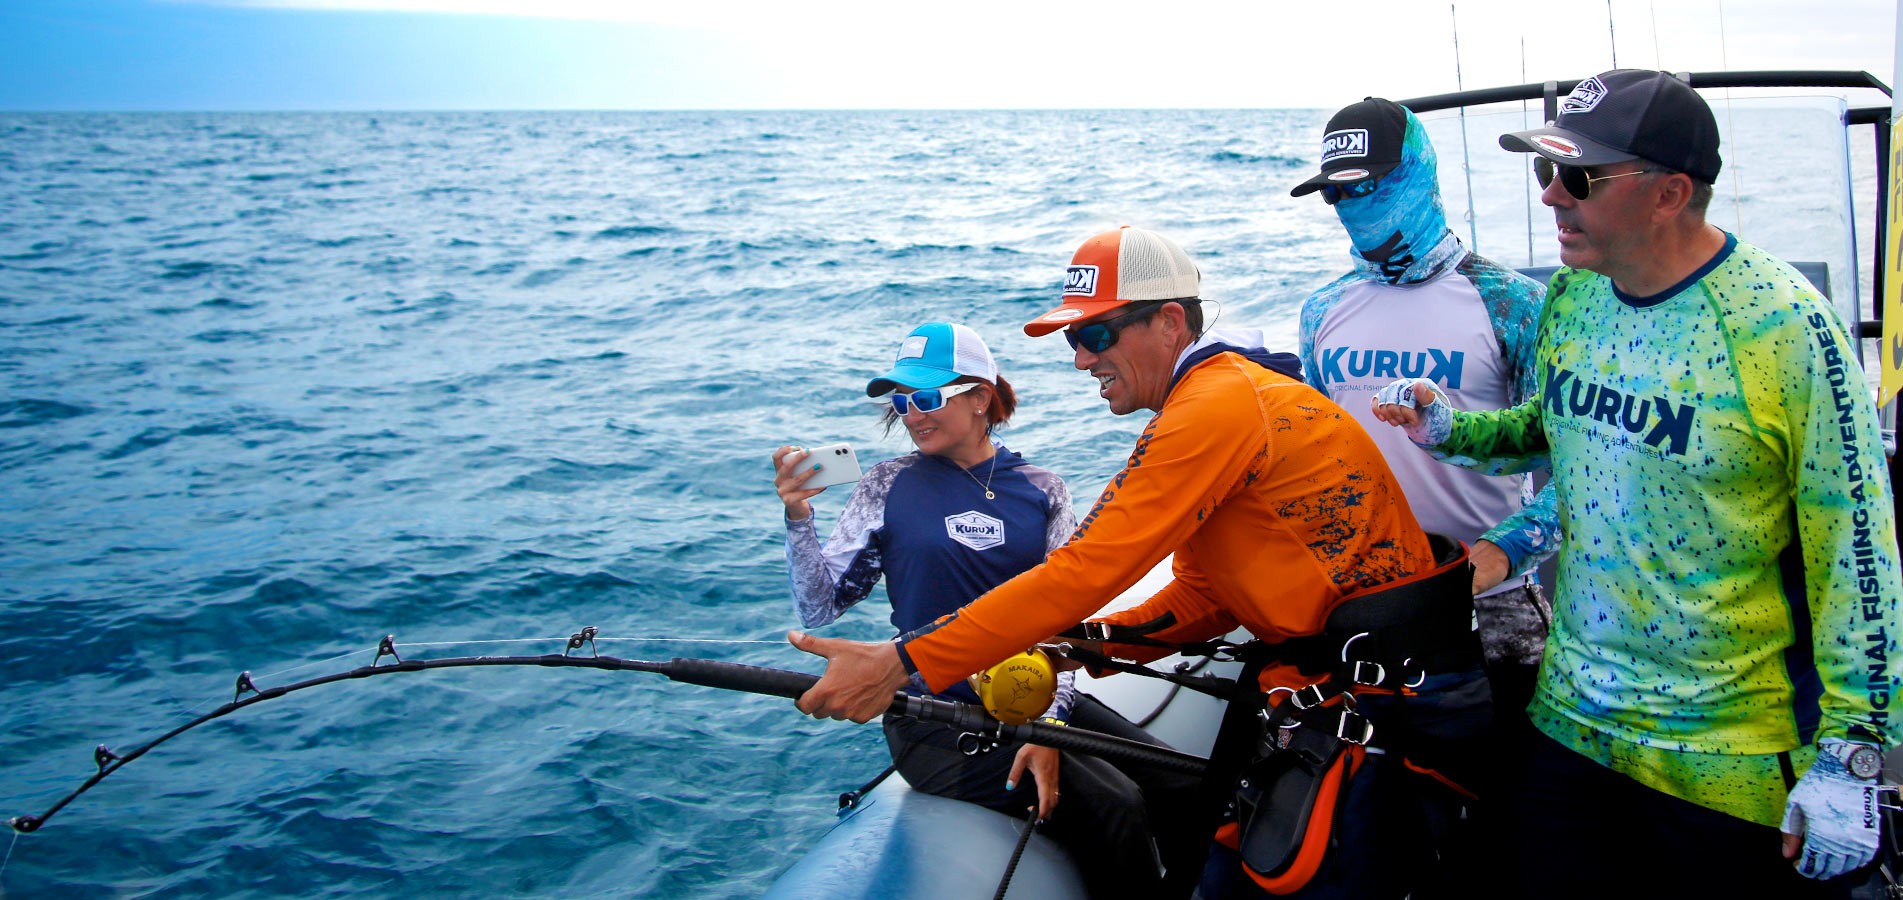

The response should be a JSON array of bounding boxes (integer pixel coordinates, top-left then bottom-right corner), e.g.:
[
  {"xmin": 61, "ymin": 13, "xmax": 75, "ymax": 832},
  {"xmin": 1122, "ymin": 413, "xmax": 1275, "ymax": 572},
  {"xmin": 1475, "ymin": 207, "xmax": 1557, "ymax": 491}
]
[
  {"xmin": 374, "ymin": 635, "xmax": 401, "ymax": 665},
  {"xmin": 565, "ymin": 626, "xmax": 599, "ymax": 658}
]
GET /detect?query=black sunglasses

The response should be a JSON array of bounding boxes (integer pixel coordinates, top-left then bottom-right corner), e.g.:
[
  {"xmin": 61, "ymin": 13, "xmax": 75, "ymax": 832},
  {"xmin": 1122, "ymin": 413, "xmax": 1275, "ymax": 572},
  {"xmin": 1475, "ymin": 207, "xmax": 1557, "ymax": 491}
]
[
  {"xmin": 1320, "ymin": 179, "xmax": 1379, "ymax": 206},
  {"xmin": 1534, "ymin": 157, "xmax": 1659, "ymax": 201},
  {"xmin": 1063, "ymin": 300, "xmax": 1178, "ymax": 353}
]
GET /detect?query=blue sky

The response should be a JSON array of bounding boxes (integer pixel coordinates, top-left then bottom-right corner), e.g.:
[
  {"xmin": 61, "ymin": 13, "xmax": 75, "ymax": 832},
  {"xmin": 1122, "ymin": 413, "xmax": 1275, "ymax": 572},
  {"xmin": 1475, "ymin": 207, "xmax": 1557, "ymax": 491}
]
[{"xmin": 2, "ymin": 0, "xmax": 1895, "ymax": 110}]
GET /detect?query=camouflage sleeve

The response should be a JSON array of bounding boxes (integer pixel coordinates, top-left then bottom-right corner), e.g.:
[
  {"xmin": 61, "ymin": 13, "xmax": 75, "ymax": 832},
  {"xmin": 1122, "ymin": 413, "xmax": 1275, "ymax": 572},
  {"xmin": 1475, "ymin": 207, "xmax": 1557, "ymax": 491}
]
[
  {"xmin": 1470, "ymin": 258, "xmax": 1558, "ymax": 575},
  {"xmin": 784, "ymin": 460, "xmax": 903, "ymax": 629},
  {"xmin": 1297, "ymin": 276, "xmax": 1360, "ymax": 395},
  {"xmin": 1021, "ymin": 465, "xmax": 1077, "ymax": 554},
  {"xmin": 1479, "ymin": 480, "xmax": 1559, "ymax": 576},
  {"xmin": 1025, "ymin": 464, "xmax": 1077, "ymax": 718},
  {"xmin": 1431, "ymin": 400, "xmax": 1552, "ymax": 476}
]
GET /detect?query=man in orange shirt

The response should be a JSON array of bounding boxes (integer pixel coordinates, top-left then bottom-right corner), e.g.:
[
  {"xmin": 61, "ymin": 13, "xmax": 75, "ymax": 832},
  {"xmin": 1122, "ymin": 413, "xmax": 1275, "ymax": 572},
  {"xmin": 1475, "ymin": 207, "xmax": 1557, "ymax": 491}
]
[{"xmin": 791, "ymin": 226, "xmax": 1489, "ymax": 897}]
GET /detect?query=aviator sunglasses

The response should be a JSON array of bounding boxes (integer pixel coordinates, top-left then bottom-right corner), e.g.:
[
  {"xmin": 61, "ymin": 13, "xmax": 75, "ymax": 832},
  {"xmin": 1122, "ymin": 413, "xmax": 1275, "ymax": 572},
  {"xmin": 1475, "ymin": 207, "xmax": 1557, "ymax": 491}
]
[
  {"xmin": 888, "ymin": 381, "xmax": 981, "ymax": 415},
  {"xmin": 1063, "ymin": 300, "xmax": 1178, "ymax": 353},
  {"xmin": 1534, "ymin": 157, "xmax": 1659, "ymax": 201}
]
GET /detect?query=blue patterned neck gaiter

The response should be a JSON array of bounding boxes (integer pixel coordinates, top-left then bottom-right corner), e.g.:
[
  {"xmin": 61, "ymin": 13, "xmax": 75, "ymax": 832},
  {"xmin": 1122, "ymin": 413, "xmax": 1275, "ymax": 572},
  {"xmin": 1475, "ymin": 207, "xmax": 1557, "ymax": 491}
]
[{"xmin": 1334, "ymin": 107, "xmax": 1459, "ymax": 285}]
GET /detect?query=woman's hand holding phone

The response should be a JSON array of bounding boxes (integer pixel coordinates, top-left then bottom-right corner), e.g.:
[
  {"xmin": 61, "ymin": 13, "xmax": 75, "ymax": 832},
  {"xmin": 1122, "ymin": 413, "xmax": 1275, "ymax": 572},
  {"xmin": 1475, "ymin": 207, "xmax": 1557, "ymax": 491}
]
[
  {"xmin": 774, "ymin": 444, "xmax": 861, "ymax": 520},
  {"xmin": 772, "ymin": 445, "xmax": 825, "ymax": 520}
]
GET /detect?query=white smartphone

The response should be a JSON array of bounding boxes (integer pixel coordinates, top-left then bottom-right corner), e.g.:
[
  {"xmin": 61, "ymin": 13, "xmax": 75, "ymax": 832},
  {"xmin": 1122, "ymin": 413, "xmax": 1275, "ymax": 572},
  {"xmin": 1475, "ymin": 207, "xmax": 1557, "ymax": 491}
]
[{"xmin": 798, "ymin": 442, "xmax": 863, "ymax": 489}]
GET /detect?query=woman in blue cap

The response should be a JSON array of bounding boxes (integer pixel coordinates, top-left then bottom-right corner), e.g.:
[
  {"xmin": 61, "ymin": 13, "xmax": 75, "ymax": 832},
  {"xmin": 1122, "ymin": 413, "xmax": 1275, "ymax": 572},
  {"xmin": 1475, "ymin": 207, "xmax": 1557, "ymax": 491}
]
[{"xmin": 771, "ymin": 322, "xmax": 1191, "ymax": 896}]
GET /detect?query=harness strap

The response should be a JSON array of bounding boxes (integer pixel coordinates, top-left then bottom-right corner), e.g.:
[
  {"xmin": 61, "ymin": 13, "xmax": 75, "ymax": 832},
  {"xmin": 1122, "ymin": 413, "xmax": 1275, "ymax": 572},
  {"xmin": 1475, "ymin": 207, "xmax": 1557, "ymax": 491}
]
[
  {"xmin": 1054, "ymin": 642, "xmax": 1239, "ymax": 699},
  {"xmin": 1059, "ymin": 611, "xmax": 1180, "ymax": 647}
]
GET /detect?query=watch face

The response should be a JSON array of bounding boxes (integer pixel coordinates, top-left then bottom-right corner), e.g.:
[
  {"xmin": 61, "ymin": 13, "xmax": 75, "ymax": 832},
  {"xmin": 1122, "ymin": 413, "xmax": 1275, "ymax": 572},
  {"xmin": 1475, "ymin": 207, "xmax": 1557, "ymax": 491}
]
[{"xmin": 1846, "ymin": 745, "xmax": 1884, "ymax": 780}]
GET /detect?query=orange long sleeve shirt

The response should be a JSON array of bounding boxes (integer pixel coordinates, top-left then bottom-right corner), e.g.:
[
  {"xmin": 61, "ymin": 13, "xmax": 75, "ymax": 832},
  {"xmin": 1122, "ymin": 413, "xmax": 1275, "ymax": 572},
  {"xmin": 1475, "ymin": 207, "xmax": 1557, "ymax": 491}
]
[{"xmin": 899, "ymin": 348, "xmax": 1434, "ymax": 693}]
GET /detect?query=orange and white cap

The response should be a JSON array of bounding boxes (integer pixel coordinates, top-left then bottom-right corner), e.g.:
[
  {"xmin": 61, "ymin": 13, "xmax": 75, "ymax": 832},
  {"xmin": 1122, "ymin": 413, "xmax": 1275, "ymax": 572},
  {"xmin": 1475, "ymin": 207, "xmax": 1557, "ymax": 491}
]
[{"xmin": 1024, "ymin": 225, "xmax": 1201, "ymax": 337}]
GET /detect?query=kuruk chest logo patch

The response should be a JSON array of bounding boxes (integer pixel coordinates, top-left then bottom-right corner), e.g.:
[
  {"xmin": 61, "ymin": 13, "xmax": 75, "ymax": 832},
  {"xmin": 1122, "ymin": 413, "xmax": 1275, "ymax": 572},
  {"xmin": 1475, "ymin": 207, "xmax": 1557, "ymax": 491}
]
[{"xmin": 946, "ymin": 511, "xmax": 1005, "ymax": 551}]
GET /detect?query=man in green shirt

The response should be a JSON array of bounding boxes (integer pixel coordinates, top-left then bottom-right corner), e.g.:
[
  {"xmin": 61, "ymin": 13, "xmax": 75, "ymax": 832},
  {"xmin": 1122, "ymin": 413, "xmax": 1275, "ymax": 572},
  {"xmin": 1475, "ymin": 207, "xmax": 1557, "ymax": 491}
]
[{"xmin": 1373, "ymin": 68, "xmax": 1900, "ymax": 897}]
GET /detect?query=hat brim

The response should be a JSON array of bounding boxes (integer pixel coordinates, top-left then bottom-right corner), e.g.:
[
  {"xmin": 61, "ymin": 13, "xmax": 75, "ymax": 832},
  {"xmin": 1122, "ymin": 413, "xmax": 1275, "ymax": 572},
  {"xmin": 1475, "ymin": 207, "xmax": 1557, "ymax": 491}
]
[
  {"xmin": 1498, "ymin": 126, "xmax": 1638, "ymax": 168},
  {"xmin": 866, "ymin": 363, "xmax": 960, "ymax": 397},
  {"xmin": 1288, "ymin": 159, "xmax": 1401, "ymax": 198},
  {"xmin": 1023, "ymin": 298, "xmax": 1131, "ymax": 337}
]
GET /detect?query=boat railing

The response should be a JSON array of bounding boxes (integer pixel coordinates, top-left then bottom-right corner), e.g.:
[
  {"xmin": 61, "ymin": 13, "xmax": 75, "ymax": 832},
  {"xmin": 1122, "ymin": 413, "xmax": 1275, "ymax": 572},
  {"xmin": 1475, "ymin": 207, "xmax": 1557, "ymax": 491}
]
[
  {"xmin": 1396, "ymin": 70, "xmax": 1891, "ymax": 118},
  {"xmin": 1407, "ymin": 70, "xmax": 1892, "ymax": 347}
]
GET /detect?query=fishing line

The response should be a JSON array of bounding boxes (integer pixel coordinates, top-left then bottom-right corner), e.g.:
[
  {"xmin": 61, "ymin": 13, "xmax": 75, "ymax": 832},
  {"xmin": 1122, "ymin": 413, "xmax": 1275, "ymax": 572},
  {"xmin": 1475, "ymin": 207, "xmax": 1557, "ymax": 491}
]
[
  {"xmin": 1606, "ymin": 0, "xmax": 1618, "ymax": 68},
  {"xmin": 594, "ymin": 638, "xmax": 786, "ymax": 645},
  {"xmin": 1, "ymin": 828, "xmax": 18, "ymax": 882},
  {"xmin": 1450, "ymin": 4, "xmax": 1480, "ymax": 249},
  {"xmin": 1649, "ymin": 0, "xmax": 1662, "ymax": 70},
  {"xmin": 1522, "ymin": 36, "xmax": 1535, "ymax": 267},
  {"xmin": 386, "ymin": 636, "xmax": 786, "ymax": 649},
  {"xmin": 252, "ymin": 646, "xmax": 378, "ymax": 683},
  {"xmin": 1716, "ymin": 0, "xmax": 1744, "ymax": 235}
]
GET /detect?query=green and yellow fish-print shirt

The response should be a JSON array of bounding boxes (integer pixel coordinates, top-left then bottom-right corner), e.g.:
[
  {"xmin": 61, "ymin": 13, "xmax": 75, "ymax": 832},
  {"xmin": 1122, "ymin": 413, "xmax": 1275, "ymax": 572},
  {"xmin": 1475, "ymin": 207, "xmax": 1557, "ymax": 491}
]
[{"xmin": 1428, "ymin": 235, "xmax": 1900, "ymax": 817}]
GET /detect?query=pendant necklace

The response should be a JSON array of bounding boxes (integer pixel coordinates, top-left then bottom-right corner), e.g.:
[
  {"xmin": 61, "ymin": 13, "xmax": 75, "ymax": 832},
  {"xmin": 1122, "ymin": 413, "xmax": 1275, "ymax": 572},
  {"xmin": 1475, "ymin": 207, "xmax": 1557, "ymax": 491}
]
[{"xmin": 964, "ymin": 454, "xmax": 998, "ymax": 500}]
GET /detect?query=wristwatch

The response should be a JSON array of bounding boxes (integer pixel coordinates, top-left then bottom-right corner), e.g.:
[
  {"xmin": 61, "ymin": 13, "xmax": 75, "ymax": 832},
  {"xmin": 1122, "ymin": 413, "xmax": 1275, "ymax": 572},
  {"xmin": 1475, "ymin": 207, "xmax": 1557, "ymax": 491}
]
[{"xmin": 1830, "ymin": 741, "xmax": 1885, "ymax": 780}]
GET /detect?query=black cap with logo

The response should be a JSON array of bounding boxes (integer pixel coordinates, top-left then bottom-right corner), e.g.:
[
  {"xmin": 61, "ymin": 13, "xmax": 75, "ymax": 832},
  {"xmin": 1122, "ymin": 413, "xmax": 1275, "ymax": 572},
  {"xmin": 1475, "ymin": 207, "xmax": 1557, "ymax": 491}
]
[
  {"xmin": 1290, "ymin": 97, "xmax": 1408, "ymax": 197},
  {"xmin": 1499, "ymin": 69, "xmax": 1722, "ymax": 183}
]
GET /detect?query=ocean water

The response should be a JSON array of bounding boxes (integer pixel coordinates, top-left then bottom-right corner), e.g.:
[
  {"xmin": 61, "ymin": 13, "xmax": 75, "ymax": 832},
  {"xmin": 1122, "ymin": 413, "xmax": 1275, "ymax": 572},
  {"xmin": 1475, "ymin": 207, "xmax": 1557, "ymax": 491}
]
[{"xmin": 0, "ymin": 102, "xmax": 1879, "ymax": 898}]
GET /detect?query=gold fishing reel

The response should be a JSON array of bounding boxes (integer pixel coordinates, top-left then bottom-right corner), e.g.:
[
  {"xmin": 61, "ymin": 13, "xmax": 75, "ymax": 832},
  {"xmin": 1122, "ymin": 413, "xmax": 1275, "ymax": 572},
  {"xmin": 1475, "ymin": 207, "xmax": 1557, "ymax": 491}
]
[{"xmin": 966, "ymin": 648, "xmax": 1057, "ymax": 725}]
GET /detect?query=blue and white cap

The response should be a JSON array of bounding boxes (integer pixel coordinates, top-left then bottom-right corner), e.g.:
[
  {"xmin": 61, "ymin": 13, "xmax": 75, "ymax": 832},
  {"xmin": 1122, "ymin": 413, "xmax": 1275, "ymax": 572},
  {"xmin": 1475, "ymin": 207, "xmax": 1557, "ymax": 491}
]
[{"xmin": 865, "ymin": 322, "xmax": 1000, "ymax": 396}]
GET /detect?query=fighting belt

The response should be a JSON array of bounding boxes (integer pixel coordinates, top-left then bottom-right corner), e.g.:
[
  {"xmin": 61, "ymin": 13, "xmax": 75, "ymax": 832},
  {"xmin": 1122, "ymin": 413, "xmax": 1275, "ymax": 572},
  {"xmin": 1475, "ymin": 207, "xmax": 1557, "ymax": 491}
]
[{"xmin": 1263, "ymin": 533, "xmax": 1483, "ymax": 683}]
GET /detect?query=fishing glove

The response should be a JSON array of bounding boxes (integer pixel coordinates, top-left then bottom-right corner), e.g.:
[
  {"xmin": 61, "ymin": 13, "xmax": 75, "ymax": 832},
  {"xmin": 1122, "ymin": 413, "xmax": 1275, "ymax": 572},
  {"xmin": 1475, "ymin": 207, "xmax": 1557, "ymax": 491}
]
[
  {"xmin": 1373, "ymin": 378, "xmax": 1452, "ymax": 446},
  {"xmin": 1781, "ymin": 739, "xmax": 1883, "ymax": 880}
]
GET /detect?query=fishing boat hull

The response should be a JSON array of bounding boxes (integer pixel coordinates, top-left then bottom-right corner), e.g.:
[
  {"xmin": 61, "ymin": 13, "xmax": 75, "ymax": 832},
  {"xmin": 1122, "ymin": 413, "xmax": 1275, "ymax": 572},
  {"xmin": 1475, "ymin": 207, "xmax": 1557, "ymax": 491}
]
[{"xmin": 761, "ymin": 779, "xmax": 1088, "ymax": 900}]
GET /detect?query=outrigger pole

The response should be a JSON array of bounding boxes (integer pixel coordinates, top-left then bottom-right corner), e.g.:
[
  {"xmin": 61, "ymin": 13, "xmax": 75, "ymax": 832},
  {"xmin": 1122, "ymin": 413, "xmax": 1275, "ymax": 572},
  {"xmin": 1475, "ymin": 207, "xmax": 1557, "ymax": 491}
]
[{"xmin": 9, "ymin": 627, "xmax": 1207, "ymax": 836}]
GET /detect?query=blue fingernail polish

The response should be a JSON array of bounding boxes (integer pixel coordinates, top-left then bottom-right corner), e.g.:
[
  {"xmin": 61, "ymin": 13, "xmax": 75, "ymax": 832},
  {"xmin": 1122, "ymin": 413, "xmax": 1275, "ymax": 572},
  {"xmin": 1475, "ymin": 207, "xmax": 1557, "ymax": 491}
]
[{"xmin": 1005, "ymin": 780, "xmax": 1016, "ymax": 791}]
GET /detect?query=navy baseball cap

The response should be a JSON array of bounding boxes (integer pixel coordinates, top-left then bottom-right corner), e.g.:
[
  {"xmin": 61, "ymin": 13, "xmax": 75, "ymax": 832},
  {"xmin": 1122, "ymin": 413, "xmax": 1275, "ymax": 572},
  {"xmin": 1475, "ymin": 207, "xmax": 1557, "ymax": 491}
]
[
  {"xmin": 1499, "ymin": 69, "xmax": 1722, "ymax": 183},
  {"xmin": 1290, "ymin": 97, "xmax": 1408, "ymax": 196}
]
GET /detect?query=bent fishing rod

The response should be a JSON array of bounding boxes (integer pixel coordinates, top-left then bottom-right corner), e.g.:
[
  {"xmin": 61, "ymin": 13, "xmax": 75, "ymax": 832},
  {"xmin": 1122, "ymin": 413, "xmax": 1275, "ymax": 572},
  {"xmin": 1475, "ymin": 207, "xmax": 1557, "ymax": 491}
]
[{"xmin": 9, "ymin": 626, "xmax": 1208, "ymax": 835}]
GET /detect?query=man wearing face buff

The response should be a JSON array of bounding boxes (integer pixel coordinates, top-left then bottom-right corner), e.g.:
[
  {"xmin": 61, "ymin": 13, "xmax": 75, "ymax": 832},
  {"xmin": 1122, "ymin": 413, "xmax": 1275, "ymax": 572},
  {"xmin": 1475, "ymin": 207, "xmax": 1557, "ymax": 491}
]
[
  {"xmin": 1291, "ymin": 97, "xmax": 1556, "ymax": 751},
  {"xmin": 1369, "ymin": 70, "xmax": 1902, "ymax": 897},
  {"xmin": 791, "ymin": 226, "xmax": 1495, "ymax": 897}
]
